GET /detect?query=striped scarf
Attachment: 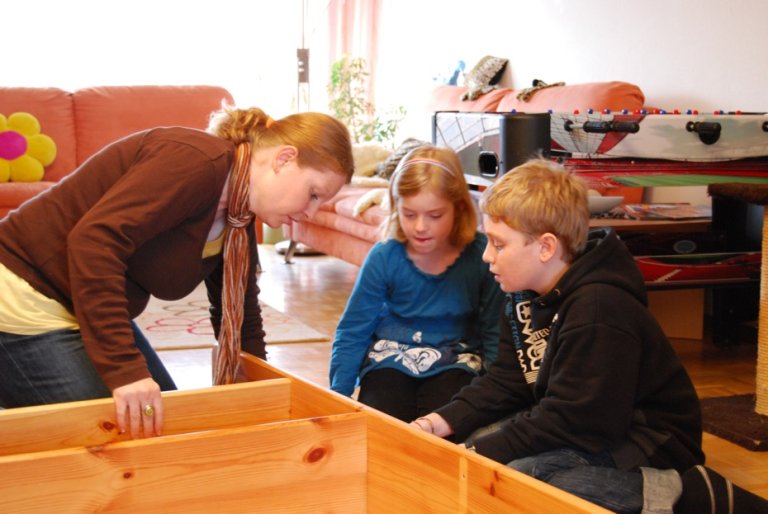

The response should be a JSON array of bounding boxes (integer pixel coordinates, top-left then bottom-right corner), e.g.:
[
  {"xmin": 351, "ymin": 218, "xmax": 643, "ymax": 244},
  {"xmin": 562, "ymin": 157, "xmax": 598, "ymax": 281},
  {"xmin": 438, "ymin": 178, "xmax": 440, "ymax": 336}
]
[{"xmin": 213, "ymin": 143, "xmax": 253, "ymax": 385}]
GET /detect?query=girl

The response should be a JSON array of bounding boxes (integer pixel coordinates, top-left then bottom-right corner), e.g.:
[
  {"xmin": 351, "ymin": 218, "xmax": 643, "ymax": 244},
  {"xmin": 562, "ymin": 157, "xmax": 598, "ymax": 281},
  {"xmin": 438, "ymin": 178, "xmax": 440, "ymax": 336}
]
[
  {"xmin": 0, "ymin": 106, "xmax": 354, "ymax": 438},
  {"xmin": 329, "ymin": 145, "xmax": 503, "ymax": 423}
]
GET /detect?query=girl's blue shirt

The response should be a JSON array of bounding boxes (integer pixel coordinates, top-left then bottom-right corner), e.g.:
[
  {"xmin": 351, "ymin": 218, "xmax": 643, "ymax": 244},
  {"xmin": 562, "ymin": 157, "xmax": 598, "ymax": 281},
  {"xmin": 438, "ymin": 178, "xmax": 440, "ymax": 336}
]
[{"xmin": 329, "ymin": 232, "xmax": 503, "ymax": 396}]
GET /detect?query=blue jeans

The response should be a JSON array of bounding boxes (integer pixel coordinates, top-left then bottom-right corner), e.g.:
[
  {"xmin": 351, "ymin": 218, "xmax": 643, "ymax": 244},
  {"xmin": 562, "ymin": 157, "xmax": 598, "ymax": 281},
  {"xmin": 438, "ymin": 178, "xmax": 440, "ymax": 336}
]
[
  {"xmin": 508, "ymin": 448, "xmax": 644, "ymax": 514},
  {"xmin": 0, "ymin": 321, "xmax": 176, "ymax": 408}
]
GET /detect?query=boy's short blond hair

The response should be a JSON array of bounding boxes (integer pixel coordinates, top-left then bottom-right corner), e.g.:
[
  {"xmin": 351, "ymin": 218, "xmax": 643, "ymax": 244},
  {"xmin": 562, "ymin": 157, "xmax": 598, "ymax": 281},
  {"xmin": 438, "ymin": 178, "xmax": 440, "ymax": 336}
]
[{"xmin": 480, "ymin": 159, "xmax": 590, "ymax": 262}]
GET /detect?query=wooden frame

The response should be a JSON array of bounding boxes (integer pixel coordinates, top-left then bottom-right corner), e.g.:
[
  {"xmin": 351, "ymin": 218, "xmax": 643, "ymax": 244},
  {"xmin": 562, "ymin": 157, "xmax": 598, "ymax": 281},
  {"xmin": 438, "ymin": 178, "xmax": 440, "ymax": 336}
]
[{"xmin": 0, "ymin": 354, "xmax": 609, "ymax": 513}]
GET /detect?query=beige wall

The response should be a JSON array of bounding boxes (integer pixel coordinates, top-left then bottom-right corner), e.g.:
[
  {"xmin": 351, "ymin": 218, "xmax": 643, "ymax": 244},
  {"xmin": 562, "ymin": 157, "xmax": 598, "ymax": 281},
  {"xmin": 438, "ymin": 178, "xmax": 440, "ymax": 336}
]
[
  {"xmin": 376, "ymin": 0, "xmax": 768, "ymax": 140},
  {"xmin": 6, "ymin": 0, "xmax": 765, "ymax": 141}
]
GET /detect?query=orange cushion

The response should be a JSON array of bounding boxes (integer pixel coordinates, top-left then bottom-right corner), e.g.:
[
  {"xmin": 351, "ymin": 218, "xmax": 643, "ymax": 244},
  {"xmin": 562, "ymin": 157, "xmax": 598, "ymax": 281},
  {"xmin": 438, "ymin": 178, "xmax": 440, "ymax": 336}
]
[
  {"xmin": 0, "ymin": 181, "xmax": 56, "ymax": 218},
  {"xmin": 73, "ymin": 85, "xmax": 235, "ymax": 165},
  {"xmin": 0, "ymin": 87, "xmax": 76, "ymax": 182},
  {"xmin": 427, "ymin": 85, "xmax": 509, "ymax": 113},
  {"xmin": 497, "ymin": 81, "xmax": 645, "ymax": 113},
  {"xmin": 334, "ymin": 192, "xmax": 388, "ymax": 227}
]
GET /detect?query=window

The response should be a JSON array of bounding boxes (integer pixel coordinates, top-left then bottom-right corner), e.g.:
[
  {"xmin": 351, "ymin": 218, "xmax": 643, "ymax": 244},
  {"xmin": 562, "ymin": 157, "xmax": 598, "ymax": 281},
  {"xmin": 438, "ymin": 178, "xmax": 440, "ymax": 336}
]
[{"xmin": 6, "ymin": 0, "xmax": 313, "ymax": 117}]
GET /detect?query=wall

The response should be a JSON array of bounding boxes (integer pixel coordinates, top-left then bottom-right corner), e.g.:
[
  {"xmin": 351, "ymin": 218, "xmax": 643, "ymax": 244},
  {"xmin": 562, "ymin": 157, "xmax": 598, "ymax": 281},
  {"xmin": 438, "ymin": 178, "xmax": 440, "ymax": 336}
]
[
  {"xmin": 3, "ymin": 0, "xmax": 308, "ymax": 118},
  {"xmin": 376, "ymin": 0, "xmax": 768, "ymax": 141},
  {"xmin": 5, "ymin": 0, "xmax": 766, "ymax": 144}
]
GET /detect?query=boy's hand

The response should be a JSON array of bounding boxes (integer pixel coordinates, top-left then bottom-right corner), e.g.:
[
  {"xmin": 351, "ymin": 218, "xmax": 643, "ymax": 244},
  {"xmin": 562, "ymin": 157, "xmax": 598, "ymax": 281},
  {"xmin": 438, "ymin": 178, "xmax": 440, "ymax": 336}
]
[{"xmin": 410, "ymin": 414, "xmax": 453, "ymax": 438}]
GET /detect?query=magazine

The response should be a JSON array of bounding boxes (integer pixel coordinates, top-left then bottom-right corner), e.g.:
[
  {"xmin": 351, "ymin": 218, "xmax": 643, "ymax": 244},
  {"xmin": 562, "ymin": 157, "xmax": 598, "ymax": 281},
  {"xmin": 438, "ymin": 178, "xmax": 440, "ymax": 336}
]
[{"xmin": 621, "ymin": 203, "xmax": 712, "ymax": 220}]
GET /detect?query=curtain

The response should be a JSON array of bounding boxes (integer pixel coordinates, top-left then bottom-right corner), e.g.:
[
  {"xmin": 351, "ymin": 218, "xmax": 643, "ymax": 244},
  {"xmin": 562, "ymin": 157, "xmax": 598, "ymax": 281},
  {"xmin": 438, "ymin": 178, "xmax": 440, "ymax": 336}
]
[{"xmin": 326, "ymin": 0, "xmax": 381, "ymax": 105}]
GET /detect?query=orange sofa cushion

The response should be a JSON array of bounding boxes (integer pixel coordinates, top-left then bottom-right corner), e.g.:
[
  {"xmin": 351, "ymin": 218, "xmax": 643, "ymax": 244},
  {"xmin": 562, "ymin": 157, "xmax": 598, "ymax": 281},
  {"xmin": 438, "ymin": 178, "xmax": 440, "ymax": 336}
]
[
  {"xmin": 73, "ymin": 85, "xmax": 235, "ymax": 165},
  {"xmin": 497, "ymin": 81, "xmax": 645, "ymax": 113},
  {"xmin": 0, "ymin": 87, "xmax": 77, "ymax": 182},
  {"xmin": 427, "ymin": 81, "xmax": 646, "ymax": 115},
  {"xmin": 426, "ymin": 85, "xmax": 509, "ymax": 113},
  {"xmin": 0, "ymin": 182, "xmax": 55, "ymax": 217}
]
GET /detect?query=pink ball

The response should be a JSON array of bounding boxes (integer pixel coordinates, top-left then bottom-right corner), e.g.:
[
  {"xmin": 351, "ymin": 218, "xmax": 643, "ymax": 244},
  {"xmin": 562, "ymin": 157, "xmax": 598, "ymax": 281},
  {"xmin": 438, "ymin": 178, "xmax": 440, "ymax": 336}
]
[{"xmin": 0, "ymin": 131, "xmax": 27, "ymax": 160}]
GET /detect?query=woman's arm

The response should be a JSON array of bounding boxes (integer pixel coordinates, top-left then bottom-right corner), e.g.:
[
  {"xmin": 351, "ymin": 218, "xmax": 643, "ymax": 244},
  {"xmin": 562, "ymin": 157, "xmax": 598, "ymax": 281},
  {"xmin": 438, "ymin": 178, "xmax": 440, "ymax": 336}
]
[{"xmin": 68, "ymin": 136, "xmax": 224, "ymax": 390}]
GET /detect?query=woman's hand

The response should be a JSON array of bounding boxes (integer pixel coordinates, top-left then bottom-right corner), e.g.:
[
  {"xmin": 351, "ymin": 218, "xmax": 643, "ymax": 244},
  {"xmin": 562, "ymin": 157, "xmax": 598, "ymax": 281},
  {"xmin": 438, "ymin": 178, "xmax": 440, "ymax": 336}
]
[{"xmin": 113, "ymin": 377, "xmax": 163, "ymax": 438}]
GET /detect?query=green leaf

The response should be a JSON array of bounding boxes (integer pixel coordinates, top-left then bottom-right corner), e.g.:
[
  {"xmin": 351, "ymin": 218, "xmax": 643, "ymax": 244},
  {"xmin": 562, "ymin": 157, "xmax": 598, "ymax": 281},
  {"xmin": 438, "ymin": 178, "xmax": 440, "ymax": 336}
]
[{"xmin": 326, "ymin": 55, "xmax": 406, "ymax": 145}]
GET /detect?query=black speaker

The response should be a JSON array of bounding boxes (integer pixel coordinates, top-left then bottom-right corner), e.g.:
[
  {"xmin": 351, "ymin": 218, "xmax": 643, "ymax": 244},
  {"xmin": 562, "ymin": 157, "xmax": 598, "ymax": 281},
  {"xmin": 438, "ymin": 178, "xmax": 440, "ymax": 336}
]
[{"xmin": 432, "ymin": 111, "xmax": 551, "ymax": 187}]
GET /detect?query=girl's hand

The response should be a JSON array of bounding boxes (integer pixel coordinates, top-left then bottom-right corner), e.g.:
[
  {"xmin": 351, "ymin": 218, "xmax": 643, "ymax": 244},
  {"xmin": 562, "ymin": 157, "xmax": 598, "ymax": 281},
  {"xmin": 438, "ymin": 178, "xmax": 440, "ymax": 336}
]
[{"xmin": 113, "ymin": 378, "xmax": 163, "ymax": 438}]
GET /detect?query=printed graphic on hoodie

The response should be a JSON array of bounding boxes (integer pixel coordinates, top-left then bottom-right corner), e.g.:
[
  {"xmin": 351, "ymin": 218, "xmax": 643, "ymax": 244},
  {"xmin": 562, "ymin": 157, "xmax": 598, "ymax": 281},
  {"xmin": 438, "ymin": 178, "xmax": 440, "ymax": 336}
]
[{"xmin": 506, "ymin": 291, "xmax": 550, "ymax": 384}]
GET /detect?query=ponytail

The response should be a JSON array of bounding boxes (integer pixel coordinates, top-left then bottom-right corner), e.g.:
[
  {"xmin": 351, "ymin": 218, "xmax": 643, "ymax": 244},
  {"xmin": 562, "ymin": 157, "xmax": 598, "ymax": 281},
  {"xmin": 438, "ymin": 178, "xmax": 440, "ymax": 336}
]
[
  {"xmin": 207, "ymin": 106, "xmax": 270, "ymax": 145},
  {"xmin": 207, "ymin": 106, "xmax": 354, "ymax": 181}
]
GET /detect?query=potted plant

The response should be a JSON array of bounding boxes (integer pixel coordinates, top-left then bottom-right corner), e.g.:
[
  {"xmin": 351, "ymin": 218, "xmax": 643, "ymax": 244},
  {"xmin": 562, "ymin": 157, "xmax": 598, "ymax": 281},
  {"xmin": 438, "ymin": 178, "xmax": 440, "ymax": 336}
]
[{"xmin": 327, "ymin": 55, "xmax": 405, "ymax": 146}]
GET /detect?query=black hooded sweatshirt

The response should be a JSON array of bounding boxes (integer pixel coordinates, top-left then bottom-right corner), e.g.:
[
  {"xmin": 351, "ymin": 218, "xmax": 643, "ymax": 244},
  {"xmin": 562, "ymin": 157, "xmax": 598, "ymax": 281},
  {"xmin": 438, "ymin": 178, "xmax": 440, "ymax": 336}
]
[{"xmin": 435, "ymin": 228, "xmax": 704, "ymax": 472}]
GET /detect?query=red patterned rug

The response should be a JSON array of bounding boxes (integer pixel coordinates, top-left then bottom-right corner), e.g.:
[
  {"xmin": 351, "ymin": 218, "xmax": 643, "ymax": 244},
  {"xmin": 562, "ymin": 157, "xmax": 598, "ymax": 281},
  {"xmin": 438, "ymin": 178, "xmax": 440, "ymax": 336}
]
[{"xmin": 135, "ymin": 284, "xmax": 329, "ymax": 350}]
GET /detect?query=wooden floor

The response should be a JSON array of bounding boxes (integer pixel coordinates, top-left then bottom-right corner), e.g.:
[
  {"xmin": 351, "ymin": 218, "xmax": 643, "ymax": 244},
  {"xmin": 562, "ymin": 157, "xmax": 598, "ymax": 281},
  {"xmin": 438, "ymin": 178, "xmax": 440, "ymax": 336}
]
[{"xmin": 159, "ymin": 243, "xmax": 768, "ymax": 500}]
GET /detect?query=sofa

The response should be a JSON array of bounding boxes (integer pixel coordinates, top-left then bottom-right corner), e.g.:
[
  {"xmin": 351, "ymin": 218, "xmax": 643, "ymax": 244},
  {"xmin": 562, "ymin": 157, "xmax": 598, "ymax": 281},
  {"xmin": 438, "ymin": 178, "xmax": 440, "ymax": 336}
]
[
  {"xmin": 284, "ymin": 81, "xmax": 647, "ymax": 267},
  {"xmin": 0, "ymin": 85, "xmax": 235, "ymax": 219}
]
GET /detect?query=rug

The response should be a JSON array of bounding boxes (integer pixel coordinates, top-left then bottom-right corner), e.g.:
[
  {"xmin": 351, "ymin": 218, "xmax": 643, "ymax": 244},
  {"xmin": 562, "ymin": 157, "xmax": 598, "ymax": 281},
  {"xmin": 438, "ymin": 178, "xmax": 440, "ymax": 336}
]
[
  {"xmin": 135, "ymin": 284, "xmax": 329, "ymax": 350},
  {"xmin": 701, "ymin": 394, "xmax": 768, "ymax": 451}
]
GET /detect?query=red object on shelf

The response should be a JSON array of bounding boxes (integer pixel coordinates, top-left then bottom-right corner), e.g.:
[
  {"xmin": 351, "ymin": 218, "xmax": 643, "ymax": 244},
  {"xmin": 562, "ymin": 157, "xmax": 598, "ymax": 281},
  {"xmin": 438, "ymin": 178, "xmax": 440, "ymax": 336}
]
[{"xmin": 635, "ymin": 252, "xmax": 761, "ymax": 287}]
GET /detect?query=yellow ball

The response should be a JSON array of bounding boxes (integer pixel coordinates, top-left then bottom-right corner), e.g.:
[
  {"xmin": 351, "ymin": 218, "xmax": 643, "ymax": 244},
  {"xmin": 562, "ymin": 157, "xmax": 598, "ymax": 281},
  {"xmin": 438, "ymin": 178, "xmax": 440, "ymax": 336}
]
[
  {"xmin": 9, "ymin": 155, "xmax": 45, "ymax": 182},
  {"xmin": 0, "ymin": 112, "xmax": 57, "ymax": 181},
  {"xmin": 8, "ymin": 112, "xmax": 41, "ymax": 136},
  {"xmin": 0, "ymin": 160, "xmax": 10, "ymax": 182},
  {"xmin": 26, "ymin": 134, "xmax": 57, "ymax": 167}
]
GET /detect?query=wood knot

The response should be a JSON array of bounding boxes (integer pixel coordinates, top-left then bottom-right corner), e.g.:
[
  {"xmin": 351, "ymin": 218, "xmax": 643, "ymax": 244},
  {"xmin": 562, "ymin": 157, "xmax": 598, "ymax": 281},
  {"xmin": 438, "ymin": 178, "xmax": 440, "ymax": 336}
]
[
  {"xmin": 304, "ymin": 445, "xmax": 328, "ymax": 463},
  {"xmin": 488, "ymin": 470, "xmax": 501, "ymax": 496},
  {"xmin": 101, "ymin": 420, "xmax": 117, "ymax": 432},
  {"xmin": 123, "ymin": 471, "xmax": 134, "ymax": 479}
]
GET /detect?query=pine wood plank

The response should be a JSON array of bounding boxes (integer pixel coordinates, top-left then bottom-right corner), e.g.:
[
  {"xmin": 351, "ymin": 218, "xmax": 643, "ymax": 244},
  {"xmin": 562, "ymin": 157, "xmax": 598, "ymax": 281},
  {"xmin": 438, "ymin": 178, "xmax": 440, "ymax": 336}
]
[
  {"xmin": 0, "ymin": 413, "xmax": 367, "ymax": 513},
  {"xmin": 240, "ymin": 352, "xmax": 363, "ymax": 418},
  {"xmin": 0, "ymin": 379, "xmax": 292, "ymax": 456},
  {"xmin": 365, "ymin": 411, "xmax": 610, "ymax": 513}
]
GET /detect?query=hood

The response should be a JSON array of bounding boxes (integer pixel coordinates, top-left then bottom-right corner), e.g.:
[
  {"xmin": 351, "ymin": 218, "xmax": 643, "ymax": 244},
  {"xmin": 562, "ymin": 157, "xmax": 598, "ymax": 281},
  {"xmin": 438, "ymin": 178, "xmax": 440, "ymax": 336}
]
[{"xmin": 537, "ymin": 227, "xmax": 647, "ymax": 309}]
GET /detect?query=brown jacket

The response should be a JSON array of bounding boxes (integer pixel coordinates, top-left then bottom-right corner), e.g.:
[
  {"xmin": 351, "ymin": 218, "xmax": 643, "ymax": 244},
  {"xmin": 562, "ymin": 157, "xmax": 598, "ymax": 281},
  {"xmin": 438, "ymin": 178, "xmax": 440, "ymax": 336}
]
[{"xmin": 0, "ymin": 127, "xmax": 264, "ymax": 390}]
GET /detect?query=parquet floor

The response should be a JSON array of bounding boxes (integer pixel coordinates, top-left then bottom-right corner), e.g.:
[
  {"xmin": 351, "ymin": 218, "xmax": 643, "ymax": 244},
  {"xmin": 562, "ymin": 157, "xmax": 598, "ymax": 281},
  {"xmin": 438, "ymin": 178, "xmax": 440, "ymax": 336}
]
[{"xmin": 158, "ymin": 244, "xmax": 768, "ymax": 500}]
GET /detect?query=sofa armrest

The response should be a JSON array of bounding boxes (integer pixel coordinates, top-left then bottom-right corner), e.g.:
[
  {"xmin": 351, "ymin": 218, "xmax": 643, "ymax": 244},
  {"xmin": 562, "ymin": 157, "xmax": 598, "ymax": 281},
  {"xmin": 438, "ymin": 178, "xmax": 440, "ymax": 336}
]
[
  {"xmin": 428, "ymin": 81, "xmax": 645, "ymax": 115},
  {"xmin": 497, "ymin": 81, "xmax": 645, "ymax": 113},
  {"xmin": 426, "ymin": 85, "xmax": 510, "ymax": 113}
]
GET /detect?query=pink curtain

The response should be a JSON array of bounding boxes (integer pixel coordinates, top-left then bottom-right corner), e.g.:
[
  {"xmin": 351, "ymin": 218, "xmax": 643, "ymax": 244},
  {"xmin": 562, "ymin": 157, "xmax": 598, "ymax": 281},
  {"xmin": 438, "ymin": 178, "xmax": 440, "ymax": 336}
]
[{"xmin": 326, "ymin": 0, "xmax": 381, "ymax": 104}]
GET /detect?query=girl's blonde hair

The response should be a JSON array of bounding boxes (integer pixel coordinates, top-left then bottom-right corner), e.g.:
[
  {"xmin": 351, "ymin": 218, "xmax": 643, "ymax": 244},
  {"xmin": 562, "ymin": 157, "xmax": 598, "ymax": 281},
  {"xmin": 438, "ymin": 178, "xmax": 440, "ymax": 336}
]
[
  {"xmin": 207, "ymin": 106, "xmax": 354, "ymax": 182},
  {"xmin": 384, "ymin": 145, "xmax": 477, "ymax": 247},
  {"xmin": 480, "ymin": 159, "xmax": 589, "ymax": 262}
]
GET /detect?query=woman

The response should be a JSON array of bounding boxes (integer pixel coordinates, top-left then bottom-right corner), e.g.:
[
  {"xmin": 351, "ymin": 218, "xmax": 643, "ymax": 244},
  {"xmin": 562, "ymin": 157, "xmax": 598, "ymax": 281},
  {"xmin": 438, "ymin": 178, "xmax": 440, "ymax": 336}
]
[{"xmin": 0, "ymin": 106, "xmax": 353, "ymax": 438}]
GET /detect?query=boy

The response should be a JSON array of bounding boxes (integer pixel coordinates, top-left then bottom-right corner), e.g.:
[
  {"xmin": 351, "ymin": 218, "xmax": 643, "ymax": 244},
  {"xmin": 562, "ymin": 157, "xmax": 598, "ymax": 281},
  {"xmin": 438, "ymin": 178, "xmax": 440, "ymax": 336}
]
[{"xmin": 411, "ymin": 159, "xmax": 704, "ymax": 513}]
